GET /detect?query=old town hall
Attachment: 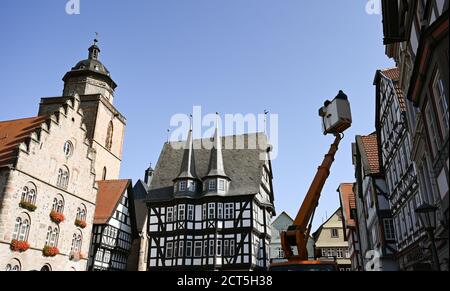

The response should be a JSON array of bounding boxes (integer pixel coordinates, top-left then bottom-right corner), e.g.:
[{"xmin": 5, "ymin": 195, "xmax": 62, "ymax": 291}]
[{"xmin": 141, "ymin": 124, "xmax": 276, "ymax": 271}]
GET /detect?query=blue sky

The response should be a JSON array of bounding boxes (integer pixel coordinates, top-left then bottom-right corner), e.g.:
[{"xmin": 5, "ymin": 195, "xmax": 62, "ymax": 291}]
[{"xmin": 0, "ymin": 0, "xmax": 393, "ymax": 230}]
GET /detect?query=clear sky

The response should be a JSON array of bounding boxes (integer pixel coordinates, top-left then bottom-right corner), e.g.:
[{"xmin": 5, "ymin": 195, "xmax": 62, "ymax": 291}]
[{"xmin": 0, "ymin": 0, "xmax": 393, "ymax": 230}]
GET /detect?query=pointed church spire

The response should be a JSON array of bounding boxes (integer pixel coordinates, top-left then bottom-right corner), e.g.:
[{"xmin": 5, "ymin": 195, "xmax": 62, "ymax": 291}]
[
  {"xmin": 174, "ymin": 116, "xmax": 199, "ymax": 181},
  {"xmin": 205, "ymin": 113, "xmax": 229, "ymax": 179}
]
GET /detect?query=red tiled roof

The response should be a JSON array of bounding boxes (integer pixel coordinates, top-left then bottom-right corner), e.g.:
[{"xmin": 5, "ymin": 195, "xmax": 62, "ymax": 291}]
[
  {"xmin": 94, "ymin": 179, "xmax": 131, "ymax": 224},
  {"xmin": 360, "ymin": 133, "xmax": 381, "ymax": 175},
  {"xmin": 380, "ymin": 67, "xmax": 406, "ymax": 111},
  {"xmin": 339, "ymin": 183, "xmax": 356, "ymax": 228},
  {"xmin": 0, "ymin": 116, "xmax": 49, "ymax": 169}
]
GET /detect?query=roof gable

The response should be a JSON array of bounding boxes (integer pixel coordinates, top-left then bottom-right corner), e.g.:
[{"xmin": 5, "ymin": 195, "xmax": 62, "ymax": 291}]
[
  {"xmin": 148, "ymin": 133, "xmax": 272, "ymax": 202},
  {"xmin": 94, "ymin": 179, "xmax": 131, "ymax": 224},
  {"xmin": 0, "ymin": 116, "xmax": 49, "ymax": 168}
]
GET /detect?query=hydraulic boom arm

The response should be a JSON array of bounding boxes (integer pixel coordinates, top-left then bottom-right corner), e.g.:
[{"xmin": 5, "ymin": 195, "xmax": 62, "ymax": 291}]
[{"xmin": 280, "ymin": 133, "xmax": 343, "ymax": 260}]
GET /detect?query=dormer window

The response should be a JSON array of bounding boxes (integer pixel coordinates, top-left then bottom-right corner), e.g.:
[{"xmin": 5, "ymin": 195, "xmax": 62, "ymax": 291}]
[
  {"xmin": 188, "ymin": 181, "xmax": 196, "ymax": 192},
  {"xmin": 179, "ymin": 181, "xmax": 187, "ymax": 191},
  {"xmin": 208, "ymin": 180, "xmax": 216, "ymax": 191},
  {"xmin": 218, "ymin": 180, "xmax": 225, "ymax": 191}
]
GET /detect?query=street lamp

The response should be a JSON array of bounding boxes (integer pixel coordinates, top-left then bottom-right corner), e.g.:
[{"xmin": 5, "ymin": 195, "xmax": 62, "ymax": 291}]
[{"xmin": 415, "ymin": 203, "xmax": 441, "ymax": 271}]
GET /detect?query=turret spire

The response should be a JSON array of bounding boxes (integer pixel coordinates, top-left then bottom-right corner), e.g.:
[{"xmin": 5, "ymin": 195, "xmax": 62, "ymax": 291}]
[
  {"xmin": 174, "ymin": 116, "xmax": 199, "ymax": 181},
  {"xmin": 205, "ymin": 113, "xmax": 229, "ymax": 179}
]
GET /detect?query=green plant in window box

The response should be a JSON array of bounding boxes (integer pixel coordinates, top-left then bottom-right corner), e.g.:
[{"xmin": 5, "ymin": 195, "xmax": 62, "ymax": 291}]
[{"xmin": 19, "ymin": 200, "xmax": 37, "ymax": 212}]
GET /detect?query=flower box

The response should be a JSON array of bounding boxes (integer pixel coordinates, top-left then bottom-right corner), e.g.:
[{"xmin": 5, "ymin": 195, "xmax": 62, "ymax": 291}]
[
  {"xmin": 50, "ymin": 211, "xmax": 65, "ymax": 224},
  {"xmin": 74, "ymin": 219, "xmax": 87, "ymax": 229},
  {"xmin": 43, "ymin": 246, "xmax": 60, "ymax": 257},
  {"xmin": 69, "ymin": 252, "xmax": 85, "ymax": 262},
  {"xmin": 19, "ymin": 200, "xmax": 37, "ymax": 212},
  {"xmin": 10, "ymin": 240, "xmax": 30, "ymax": 252}
]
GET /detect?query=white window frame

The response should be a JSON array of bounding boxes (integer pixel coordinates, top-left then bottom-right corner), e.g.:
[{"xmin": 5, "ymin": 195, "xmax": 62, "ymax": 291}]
[
  {"xmin": 178, "ymin": 204, "xmax": 185, "ymax": 221},
  {"xmin": 179, "ymin": 181, "xmax": 187, "ymax": 191},
  {"xmin": 166, "ymin": 242, "xmax": 174, "ymax": 258},
  {"xmin": 224, "ymin": 203, "xmax": 234, "ymax": 219},
  {"xmin": 187, "ymin": 205, "xmax": 194, "ymax": 221},
  {"xmin": 218, "ymin": 179, "xmax": 225, "ymax": 191},
  {"xmin": 208, "ymin": 203, "xmax": 215, "ymax": 220},
  {"xmin": 208, "ymin": 180, "xmax": 216, "ymax": 191},
  {"xmin": 194, "ymin": 241, "xmax": 202, "ymax": 257},
  {"xmin": 167, "ymin": 207, "xmax": 174, "ymax": 223}
]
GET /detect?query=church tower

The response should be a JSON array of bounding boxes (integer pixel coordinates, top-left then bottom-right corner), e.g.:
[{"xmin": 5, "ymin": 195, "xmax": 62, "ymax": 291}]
[{"xmin": 39, "ymin": 38, "xmax": 126, "ymax": 180}]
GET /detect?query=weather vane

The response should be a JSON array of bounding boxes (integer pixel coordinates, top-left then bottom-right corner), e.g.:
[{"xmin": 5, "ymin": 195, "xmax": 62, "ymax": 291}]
[{"xmin": 94, "ymin": 32, "xmax": 99, "ymax": 44}]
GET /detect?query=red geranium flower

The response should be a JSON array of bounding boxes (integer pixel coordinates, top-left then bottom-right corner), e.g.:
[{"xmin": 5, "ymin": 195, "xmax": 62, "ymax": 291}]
[
  {"xmin": 10, "ymin": 240, "xmax": 30, "ymax": 252},
  {"xmin": 43, "ymin": 246, "xmax": 60, "ymax": 257},
  {"xmin": 50, "ymin": 211, "xmax": 65, "ymax": 224},
  {"xmin": 75, "ymin": 219, "xmax": 87, "ymax": 229}
]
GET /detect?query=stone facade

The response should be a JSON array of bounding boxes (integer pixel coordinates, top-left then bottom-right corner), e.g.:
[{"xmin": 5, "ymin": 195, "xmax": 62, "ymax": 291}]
[
  {"xmin": 0, "ymin": 41, "xmax": 127, "ymax": 271},
  {"xmin": 0, "ymin": 98, "xmax": 97, "ymax": 271}
]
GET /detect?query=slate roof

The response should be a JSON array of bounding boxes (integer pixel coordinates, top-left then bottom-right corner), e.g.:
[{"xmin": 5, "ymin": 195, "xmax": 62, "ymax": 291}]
[
  {"xmin": 94, "ymin": 179, "xmax": 131, "ymax": 224},
  {"xmin": 148, "ymin": 133, "xmax": 271, "ymax": 202},
  {"xmin": 133, "ymin": 180, "xmax": 149, "ymax": 231},
  {"xmin": 0, "ymin": 116, "xmax": 49, "ymax": 169}
]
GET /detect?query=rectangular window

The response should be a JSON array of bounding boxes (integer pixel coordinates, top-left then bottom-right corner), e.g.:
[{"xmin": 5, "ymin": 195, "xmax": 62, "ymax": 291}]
[
  {"xmin": 383, "ymin": 218, "xmax": 396, "ymax": 240},
  {"xmin": 224, "ymin": 240, "xmax": 230, "ymax": 256},
  {"xmin": 208, "ymin": 180, "xmax": 216, "ymax": 191},
  {"xmin": 336, "ymin": 248, "xmax": 343, "ymax": 258},
  {"xmin": 331, "ymin": 228, "xmax": 339, "ymax": 238},
  {"xmin": 217, "ymin": 203, "xmax": 223, "ymax": 219},
  {"xmin": 230, "ymin": 240, "xmax": 235, "ymax": 256},
  {"xmin": 202, "ymin": 204, "xmax": 207, "ymax": 220},
  {"xmin": 225, "ymin": 203, "xmax": 234, "ymax": 219},
  {"xmin": 425, "ymin": 104, "xmax": 441, "ymax": 157},
  {"xmin": 188, "ymin": 181, "xmax": 196, "ymax": 192},
  {"xmin": 179, "ymin": 181, "xmax": 187, "ymax": 191},
  {"xmin": 178, "ymin": 204, "xmax": 185, "ymax": 221},
  {"xmin": 208, "ymin": 203, "xmax": 215, "ymax": 220},
  {"xmin": 218, "ymin": 180, "xmax": 225, "ymax": 191},
  {"xmin": 187, "ymin": 205, "xmax": 194, "ymax": 221},
  {"xmin": 217, "ymin": 240, "xmax": 222, "ymax": 256},
  {"xmin": 278, "ymin": 247, "xmax": 284, "ymax": 259},
  {"xmin": 433, "ymin": 70, "xmax": 449, "ymax": 136},
  {"xmin": 194, "ymin": 241, "xmax": 202, "ymax": 257},
  {"xmin": 186, "ymin": 241, "xmax": 193, "ymax": 257},
  {"xmin": 167, "ymin": 207, "xmax": 173, "ymax": 223},
  {"xmin": 166, "ymin": 242, "xmax": 173, "ymax": 259},
  {"xmin": 209, "ymin": 240, "xmax": 214, "ymax": 256},
  {"xmin": 179, "ymin": 241, "xmax": 184, "ymax": 257}
]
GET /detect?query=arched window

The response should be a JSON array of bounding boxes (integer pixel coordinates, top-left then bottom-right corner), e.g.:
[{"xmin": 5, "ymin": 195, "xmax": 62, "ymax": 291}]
[
  {"xmin": 63, "ymin": 141, "xmax": 73, "ymax": 157},
  {"xmin": 20, "ymin": 183, "xmax": 37, "ymax": 206},
  {"xmin": 45, "ymin": 226, "xmax": 59, "ymax": 247},
  {"xmin": 52, "ymin": 196, "xmax": 65, "ymax": 214},
  {"xmin": 57, "ymin": 166, "xmax": 70, "ymax": 189},
  {"xmin": 105, "ymin": 121, "xmax": 113, "ymax": 150},
  {"xmin": 102, "ymin": 167, "xmax": 107, "ymax": 180},
  {"xmin": 71, "ymin": 232, "xmax": 83, "ymax": 253},
  {"xmin": 40, "ymin": 265, "xmax": 52, "ymax": 272},
  {"xmin": 12, "ymin": 214, "xmax": 31, "ymax": 242},
  {"xmin": 76, "ymin": 205, "xmax": 87, "ymax": 222},
  {"xmin": 5, "ymin": 259, "xmax": 21, "ymax": 272}
]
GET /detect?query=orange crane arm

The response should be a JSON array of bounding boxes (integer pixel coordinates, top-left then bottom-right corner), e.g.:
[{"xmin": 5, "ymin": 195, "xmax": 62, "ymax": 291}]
[{"xmin": 281, "ymin": 133, "xmax": 343, "ymax": 260}]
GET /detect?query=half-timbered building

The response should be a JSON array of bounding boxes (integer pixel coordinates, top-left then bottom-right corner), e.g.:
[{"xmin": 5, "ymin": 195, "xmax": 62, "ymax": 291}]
[
  {"xmin": 87, "ymin": 179, "xmax": 137, "ymax": 271},
  {"xmin": 375, "ymin": 68, "xmax": 425, "ymax": 270},
  {"xmin": 145, "ymin": 128, "xmax": 275, "ymax": 271}
]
